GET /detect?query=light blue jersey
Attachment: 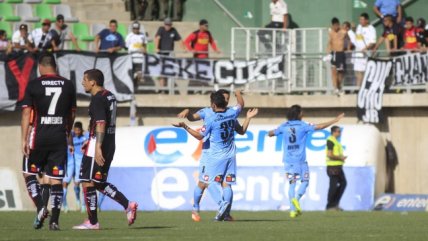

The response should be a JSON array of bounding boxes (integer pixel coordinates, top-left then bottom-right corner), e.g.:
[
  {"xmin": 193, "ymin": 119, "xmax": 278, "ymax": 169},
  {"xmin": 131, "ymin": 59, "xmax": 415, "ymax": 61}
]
[
  {"xmin": 274, "ymin": 120, "xmax": 315, "ymax": 164},
  {"xmin": 197, "ymin": 107, "xmax": 214, "ymax": 150},
  {"xmin": 65, "ymin": 132, "xmax": 89, "ymax": 183}
]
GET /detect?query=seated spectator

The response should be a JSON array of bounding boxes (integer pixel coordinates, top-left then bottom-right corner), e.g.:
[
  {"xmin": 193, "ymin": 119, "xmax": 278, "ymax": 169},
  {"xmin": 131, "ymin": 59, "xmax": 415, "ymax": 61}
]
[
  {"xmin": 184, "ymin": 19, "xmax": 220, "ymax": 59},
  {"xmin": 373, "ymin": 0, "xmax": 402, "ymax": 24},
  {"xmin": 31, "ymin": 19, "xmax": 54, "ymax": 52},
  {"xmin": 0, "ymin": 30, "xmax": 10, "ymax": 52},
  {"xmin": 402, "ymin": 17, "xmax": 419, "ymax": 51},
  {"xmin": 416, "ymin": 18, "xmax": 428, "ymax": 49},
  {"xmin": 95, "ymin": 19, "xmax": 125, "ymax": 53},
  {"xmin": 373, "ymin": 15, "xmax": 398, "ymax": 54},
  {"xmin": 50, "ymin": 14, "xmax": 80, "ymax": 51},
  {"xmin": 12, "ymin": 24, "xmax": 34, "ymax": 53},
  {"xmin": 125, "ymin": 21, "xmax": 147, "ymax": 86}
]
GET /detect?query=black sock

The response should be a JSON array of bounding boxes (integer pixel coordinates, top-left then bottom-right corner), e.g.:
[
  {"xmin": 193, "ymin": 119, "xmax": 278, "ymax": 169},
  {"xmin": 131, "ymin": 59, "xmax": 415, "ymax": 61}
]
[
  {"xmin": 24, "ymin": 175, "xmax": 43, "ymax": 212},
  {"xmin": 84, "ymin": 186, "xmax": 98, "ymax": 225},
  {"xmin": 40, "ymin": 184, "xmax": 51, "ymax": 208},
  {"xmin": 49, "ymin": 184, "xmax": 63, "ymax": 225},
  {"xmin": 95, "ymin": 182, "xmax": 129, "ymax": 210}
]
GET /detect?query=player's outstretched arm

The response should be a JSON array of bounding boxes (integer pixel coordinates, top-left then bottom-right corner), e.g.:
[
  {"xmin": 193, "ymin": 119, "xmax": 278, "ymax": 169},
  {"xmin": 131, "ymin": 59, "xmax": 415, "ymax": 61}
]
[
  {"xmin": 235, "ymin": 108, "xmax": 258, "ymax": 135},
  {"xmin": 314, "ymin": 113, "xmax": 345, "ymax": 130},
  {"xmin": 235, "ymin": 90, "xmax": 244, "ymax": 109},
  {"xmin": 21, "ymin": 107, "xmax": 32, "ymax": 157},
  {"xmin": 267, "ymin": 130, "xmax": 276, "ymax": 137},
  {"xmin": 172, "ymin": 122, "xmax": 204, "ymax": 140},
  {"xmin": 177, "ymin": 108, "xmax": 201, "ymax": 122}
]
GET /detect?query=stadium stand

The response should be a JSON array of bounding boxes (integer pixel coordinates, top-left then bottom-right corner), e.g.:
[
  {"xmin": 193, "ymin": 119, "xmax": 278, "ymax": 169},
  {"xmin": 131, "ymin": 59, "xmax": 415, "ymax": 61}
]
[
  {"xmin": 35, "ymin": 3, "xmax": 56, "ymax": 22},
  {"xmin": 0, "ymin": 3, "xmax": 21, "ymax": 21},
  {"xmin": 0, "ymin": 21, "xmax": 12, "ymax": 39},
  {"xmin": 16, "ymin": 3, "xmax": 40, "ymax": 22},
  {"xmin": 53, "ymin": 4, "xmax": 78, "ymax": 22}
]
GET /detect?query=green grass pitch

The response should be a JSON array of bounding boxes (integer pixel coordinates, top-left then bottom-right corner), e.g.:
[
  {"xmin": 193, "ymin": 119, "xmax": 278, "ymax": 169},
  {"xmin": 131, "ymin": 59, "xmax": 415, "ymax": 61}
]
[{"xmin": 0, "ymin": 211, "xmax": 426, "ymax": 241}]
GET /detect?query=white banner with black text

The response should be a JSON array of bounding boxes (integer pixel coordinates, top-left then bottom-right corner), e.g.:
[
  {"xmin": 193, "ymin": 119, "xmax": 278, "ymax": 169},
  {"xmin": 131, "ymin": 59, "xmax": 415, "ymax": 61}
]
[{"xmin": 393, "ymin": 52, "xmax": 428, "ymax": 86}]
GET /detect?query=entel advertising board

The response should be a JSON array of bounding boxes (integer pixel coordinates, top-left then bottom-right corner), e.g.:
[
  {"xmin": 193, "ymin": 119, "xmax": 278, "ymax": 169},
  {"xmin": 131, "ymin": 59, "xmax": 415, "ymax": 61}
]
[{"xmin": 101, "ymin": 125, "xmax": 386, "ymax": 211}]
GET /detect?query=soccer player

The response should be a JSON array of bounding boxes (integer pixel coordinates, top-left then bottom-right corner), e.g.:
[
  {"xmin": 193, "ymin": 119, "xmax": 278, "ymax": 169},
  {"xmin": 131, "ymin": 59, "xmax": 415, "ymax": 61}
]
[
  {"xmin": 268, "ymin": 105, "xmax": 344, "ymax": 218},
  {"xmin": 174, "ymin": 92, "xmax": 246, "ymax": 221},
  {"xmin": 177, "ymin": 89, "xmax": 245, "ymax": 222},
  {"xmin": 73, "ymin": 69, "xmax": 138, "ymax": 230},
  {"xmin": 63, "ymin": 121, "xmax": 88, "ymax": 213},
  {"xmin": 21, "ymin": 53, "xmax": 76, "ymax": 230}
]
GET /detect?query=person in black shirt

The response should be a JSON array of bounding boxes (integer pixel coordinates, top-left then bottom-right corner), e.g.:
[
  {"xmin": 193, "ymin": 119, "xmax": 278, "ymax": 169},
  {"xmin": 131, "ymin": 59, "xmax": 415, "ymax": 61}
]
[
  {"xmin": 416, "ymin": 18, "xmax": 428, "ymax": 49},
  {"xmin": 373, "ymin": 15, "xmax": 399, "ymax": 55},
  {"xmin": 73, "ymin": 69, "xmax": 138, "ymax": 230},
  {"xmin": 21, "ymin": 53, "xmax": 76, "ymax": 230}
]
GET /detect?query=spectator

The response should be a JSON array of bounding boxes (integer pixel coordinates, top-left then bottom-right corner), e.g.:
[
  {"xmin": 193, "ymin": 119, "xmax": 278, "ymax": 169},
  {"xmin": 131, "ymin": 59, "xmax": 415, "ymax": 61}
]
[
  {"xmin": 373, "ymin": 15, "xmax": 398, "ymax": 54},
  {"xmin": 141, "ymin": 0, "xmax": 156, "ymax": 21},
  {"xmin": 342, "ymin": 21, "xmax": 353, "ymax": 51},
  {"xmin": 327, "ymin": 17, "xmax": 347, "ymax": 96},
  {"xmin": 94, "ymin": 19, "xmax": 125, "ymax": 53},
  {"xmin": 158, "ymin": 0, "xmax": 170, "ymax": 21},
  {"xmin": 258, "ymin": 0, "xmax": 288, "ymax": 51},
  {"xmin": 125, "ymin": 0, "xmax": 145, "ymax": 21},
  {"xmin": 171, "ymin": 0, "xmax": 184, "ymax": 21},
  {"xmin": 401, "ymin": 17, "xmax": 419, "ymax": 51},
  {"xmin": 11, "ymin": 24, "xmax": 34, "ymax": 53},
  {"xmin": 373, "ymin": 0, "xmax": 402, "ymax": 24},
  {"xmin": 126, "ymin": 21, "xmax": 147, "ymax": 86},
  {"xmin": 154, "ymin": 18, "xmax": 185, "ymax": 90},
  {"xmin": 348, "ymin": 13, "xmax": 377, "ymax": 87},
  {"xmin": 184, "ymin": 19, "xmax": 220, "ymax": 59},
  {"xmin": 31, "ymin": 19, "xmax": 54, "ymax": 52},
  {"xmin": 416, "ymin": 18, "xmax": 428, "ymax": 49},
  {"xmin": 50, "ymin": 14, "xmax": 80, "ymax": 51},
  {"xmin": 0, "ymin": 30, "xmax": 10, "ymax": 52}
]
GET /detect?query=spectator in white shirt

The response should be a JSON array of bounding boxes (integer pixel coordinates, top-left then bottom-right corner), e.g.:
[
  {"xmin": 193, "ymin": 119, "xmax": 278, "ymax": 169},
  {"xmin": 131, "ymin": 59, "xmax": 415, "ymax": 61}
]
[
  {"xmin": 0, "ymin": 30, "xmax": 10, "ymax": 53},
  {"xmin": 125, "ymin": 21, "xmax": 147, "ymax": 86},
  {"xmin": 258, "ymin": 0, "xmax": 288, "ymax": 52},
  {"xmin": 348, "ymin": 13, "xmax": 377, "ymax": 87},
  {"xmin": 12, "ymin": 24, "xmax": 34, "ymax": 53},
  {"xmin": 31, "ymin": 19, "xmax": 54, "ymax": 52}
]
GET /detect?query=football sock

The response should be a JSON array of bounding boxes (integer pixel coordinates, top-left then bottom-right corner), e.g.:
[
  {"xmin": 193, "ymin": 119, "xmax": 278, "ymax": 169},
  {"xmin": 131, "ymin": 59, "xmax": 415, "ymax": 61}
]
[
  {"xmin": 95, "ymin": 182, "xmax": 129, "ymax": 210},
  {"xmin": 223, "ymin": 185, "xmax": 233, "ymax": 214},
  {"xmin": 193, "ymin": 186, "xmax": 204, "ymax": 210},
  {"xmin": 25, "ymin": 175, "xmax": 43, "ymax": 212},
  {"xmin": 297, "ymin": 180, "xmax": 309, "ymax": 201},
  {"xmin": 207, "ymin": 182, "xmax": 223, "ymax": 206},
  {"xmin": 62, "ymin": 187, "xmax": 67, "ymax": 207},
  {"xmin": 289, "ymin": 181, "xmax": 296, "ymax": 211},
  {"xmin": 41, "ymin": 184, "xmax": 51, "ymax": 208},
  {"xmin": 74, "ymin": 185, "xmax": 81, "ymax": 202},
  {"xmin": 50, "ymin": 184, "xmax": 63, "ymax": 224},
  {"xmin": 84, "ymin": 186, "xmax": 98, "ymax": 225}
]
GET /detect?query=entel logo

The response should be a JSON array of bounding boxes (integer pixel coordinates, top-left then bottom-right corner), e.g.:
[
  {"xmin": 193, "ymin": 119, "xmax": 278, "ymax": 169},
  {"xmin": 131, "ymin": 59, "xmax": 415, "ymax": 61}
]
[{"xmin": 144, "ymin": 127, "xmax": 346, "ymax": 164}]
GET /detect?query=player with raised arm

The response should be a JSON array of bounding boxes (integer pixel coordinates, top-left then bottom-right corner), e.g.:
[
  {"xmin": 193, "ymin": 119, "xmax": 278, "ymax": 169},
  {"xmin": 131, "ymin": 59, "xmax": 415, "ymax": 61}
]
[
  {"xmin": 177, "ymin": 89, "xmax": 248, "ymax": 222},
  {"xmin": 174, "ymin": 92, "xmax": 254, "ymax": 221},
  {"xmin": 268, "ymin": 105, "xmax": 344, "ymax": 218},
  {"xmin": 21, "ymin": 53, "xmax": 76, "ymax": 230},
  {"xmin": 73, "ymin": 69, "xmax": 138, "ymax": 230}
]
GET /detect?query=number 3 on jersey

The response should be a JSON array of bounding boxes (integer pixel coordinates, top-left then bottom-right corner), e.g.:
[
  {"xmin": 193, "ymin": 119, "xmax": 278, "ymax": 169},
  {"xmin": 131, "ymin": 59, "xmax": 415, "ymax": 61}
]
[
  {"xmin": 220, "ymin": 120, "xmax": 235, "ymax": 140},
  {"xmin": 45, "ymin": 87, "xmax": 62, "ymax": 115}
]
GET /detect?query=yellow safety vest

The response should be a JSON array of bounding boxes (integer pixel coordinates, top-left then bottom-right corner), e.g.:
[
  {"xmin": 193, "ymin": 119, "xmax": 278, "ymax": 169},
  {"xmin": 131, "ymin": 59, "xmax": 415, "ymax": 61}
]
[{"xmin": 326, "ymin": 136, "xmax": 344, "ymax": 166}]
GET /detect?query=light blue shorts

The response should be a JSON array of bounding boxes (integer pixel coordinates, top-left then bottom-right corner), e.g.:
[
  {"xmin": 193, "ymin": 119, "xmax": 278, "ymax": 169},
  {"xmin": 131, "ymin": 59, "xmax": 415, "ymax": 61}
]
[
  {"xmin": 201, "ymin": 156, "xmax": 236, "ymax": 185},
  {"xmin": 284, "ymin": 162, "xmax": 310, "ymax": 182},
  {"xmin": 64, "ymin": 154, "xmax": 83, "ymax": 183}
]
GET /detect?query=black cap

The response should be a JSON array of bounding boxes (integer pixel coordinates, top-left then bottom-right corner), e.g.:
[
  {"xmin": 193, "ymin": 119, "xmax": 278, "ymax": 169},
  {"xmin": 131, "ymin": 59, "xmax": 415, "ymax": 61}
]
[
  {"xmin": 19, "ymin": 24, "xmax": 28, "ymax": 30},
  {"xmin": 199, "ymin": 19, "xmax": 208, "ymax": 26},
  {"xmin": 56, "ymin": 14, "xmax": 64, "ymax": 21}
]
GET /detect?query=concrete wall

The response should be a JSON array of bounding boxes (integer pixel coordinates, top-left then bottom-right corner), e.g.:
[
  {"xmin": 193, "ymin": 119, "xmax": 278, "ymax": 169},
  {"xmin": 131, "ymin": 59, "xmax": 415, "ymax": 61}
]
[{"xmin": 1, "ymin": 93, "xmax": 428, "ymax": 209}]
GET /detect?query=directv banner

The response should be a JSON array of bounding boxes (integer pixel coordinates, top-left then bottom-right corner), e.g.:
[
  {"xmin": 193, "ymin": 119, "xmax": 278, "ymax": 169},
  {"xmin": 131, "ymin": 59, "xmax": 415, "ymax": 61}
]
[
  {"xmin": 98, "ymin": 125, "xmax": 384, "ymax": 211},
  {"xmin": 374, "ymin": 194, "xmax": 428, "ymax": 212},
  {"xmin": 142, "ymin": 54, "xmax": 284, "ymax": 84}
]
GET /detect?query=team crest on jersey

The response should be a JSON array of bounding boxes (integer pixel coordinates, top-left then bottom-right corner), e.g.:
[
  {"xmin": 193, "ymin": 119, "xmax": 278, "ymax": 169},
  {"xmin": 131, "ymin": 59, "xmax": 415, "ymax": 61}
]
[
  {"xmin": 52, "ymin": 166, "xmax": 59, "ymax": 176},
  {"xmin": 30, "ymin": 164, "xmax": 38, "ymax": 173},
  {"xmin": 225, "ymin": 174, "xmax": 236, "ymax": 182},
  {"xmin": 94, "ymin": 172, "xmax": 102, "ymax": 180},
  {"xmin": 201, "ymin": 125, "xmax": 206, "ymax": 133},
  {"xmin": 214, "ymin": 175, "xmax": 223, "ymax": 182},
  {"xmin": 203, "ymin": 175, "xmax": 209, "ymax": 181}
]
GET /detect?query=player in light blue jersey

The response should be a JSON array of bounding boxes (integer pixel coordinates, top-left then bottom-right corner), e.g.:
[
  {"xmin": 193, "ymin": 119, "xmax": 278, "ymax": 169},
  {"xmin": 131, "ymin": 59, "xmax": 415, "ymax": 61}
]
[
  {"xmin": 268, "ymin": 105, "xmax": 344, "ymax": 218},
  {"xmin": 63, "ymin": 122, "xmax": 88, "ymax": 212},
  {"xmin": 177, "ymin": 90, "xmax": 257, "ymax": 221},
  {"xmin": 174, "ymin": 91, "xmax": 257, "ymax": 221}
]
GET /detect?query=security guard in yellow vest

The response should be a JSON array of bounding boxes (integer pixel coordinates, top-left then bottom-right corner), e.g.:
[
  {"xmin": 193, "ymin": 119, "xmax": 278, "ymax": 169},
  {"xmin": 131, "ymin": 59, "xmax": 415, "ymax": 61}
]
[{"xmin": 326, "ymin": 126, "xmax": 347, "ymax": 211}]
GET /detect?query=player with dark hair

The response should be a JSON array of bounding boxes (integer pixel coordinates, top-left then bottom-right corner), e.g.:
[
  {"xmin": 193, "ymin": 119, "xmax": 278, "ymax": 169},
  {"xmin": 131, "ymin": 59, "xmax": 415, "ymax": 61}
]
[
  {"xmin": 174, "ymin": 91, "xmax": 256, "ymax": 221},
  {"xmin": 21, "ymin": 53, "xmax": 76, "ymax": 230},
  {"xmin": 177, "ymin": 90, "xmax": 252, "ymax": 221},
  {"xmin": 73, "ymin": 69, "xmax": 138, "ymax": 230},
  {"xmin": 63, "ymin": 121, "xmax": 88, "ymax": 212},
  {"xmin": 268, "ymin": 105, "xmax": 344, "ymax": 218}
]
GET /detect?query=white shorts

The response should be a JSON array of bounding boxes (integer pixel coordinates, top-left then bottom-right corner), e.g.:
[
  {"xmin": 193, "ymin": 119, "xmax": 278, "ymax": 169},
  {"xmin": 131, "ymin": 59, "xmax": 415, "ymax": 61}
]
[{"xmin": 353, "ymin": 53, "xmax": 367, "ymax": 72}]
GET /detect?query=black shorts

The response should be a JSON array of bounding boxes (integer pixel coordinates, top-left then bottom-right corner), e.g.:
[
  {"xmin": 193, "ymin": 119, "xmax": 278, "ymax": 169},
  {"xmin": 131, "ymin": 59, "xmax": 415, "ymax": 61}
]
[
  {"xmin": 331, "ymin": 51, "xmax": 346, "ymax": 71},
  {"xmin": 22, "ymin": 148, "xmax": 67, "ymax": 179},
  {"xmin": 79, "ymin": 149, "xmax": 115, "ymax": 183}
]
